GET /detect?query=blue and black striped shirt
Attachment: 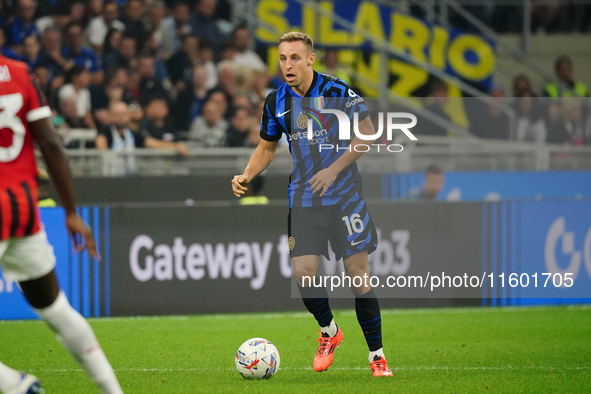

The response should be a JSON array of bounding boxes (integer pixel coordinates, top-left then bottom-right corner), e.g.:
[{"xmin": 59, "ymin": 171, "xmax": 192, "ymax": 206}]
[{"xmin": 260, "ymin": 71, "xmax": 369, "ymax": 208}]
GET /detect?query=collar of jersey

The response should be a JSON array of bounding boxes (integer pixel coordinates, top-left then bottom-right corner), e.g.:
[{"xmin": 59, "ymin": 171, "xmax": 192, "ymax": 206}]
[{"xmin": 286, "ymin": 70, "xmax": 319, "ymax": 97}]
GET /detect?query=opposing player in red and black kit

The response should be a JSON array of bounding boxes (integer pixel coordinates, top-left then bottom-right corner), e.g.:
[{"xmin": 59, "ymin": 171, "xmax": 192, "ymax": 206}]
[
  {"xmin": 232, "ymin": 32, "xmax": 392, "ymax": 377},
  {"xmin": 0, "ymin": 56, "xmax": 122, "ymax": 393}
]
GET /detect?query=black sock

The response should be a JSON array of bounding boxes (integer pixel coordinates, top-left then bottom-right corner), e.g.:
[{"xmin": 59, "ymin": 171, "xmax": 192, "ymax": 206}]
[
  {"xmin": 355, "ymin": 289, "xmax": 382, "ymax": 351},
  {"xmin": 298, "ymin": 284, "xmax": 334, "ymax": 328}
]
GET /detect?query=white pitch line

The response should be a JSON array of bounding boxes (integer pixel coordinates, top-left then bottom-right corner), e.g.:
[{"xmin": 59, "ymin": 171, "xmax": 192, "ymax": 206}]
[{"xmin": 30, "ymin": 366, "xmax": 591, "ymax": 373}]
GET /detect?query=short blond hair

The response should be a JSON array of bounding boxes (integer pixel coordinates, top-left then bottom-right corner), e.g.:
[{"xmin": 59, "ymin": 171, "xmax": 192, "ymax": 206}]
[{"xmin": 278, "ymin": 31, "xmax": 313, "ymax": 52}]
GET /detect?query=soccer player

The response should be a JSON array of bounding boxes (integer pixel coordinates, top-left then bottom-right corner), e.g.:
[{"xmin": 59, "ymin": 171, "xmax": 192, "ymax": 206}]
[
  {"xmin": 231, "ymin": 31, "xmax": 392, "ymax": 377},
  {"xmin": 0, "ymin": 56, "xmax": 122, "ymax": 393}
]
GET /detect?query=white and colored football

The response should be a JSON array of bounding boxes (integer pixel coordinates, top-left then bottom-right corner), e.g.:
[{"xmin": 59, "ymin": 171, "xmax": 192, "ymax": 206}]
[{"xmin": 235, "ymin": 337, "xmax": 280, "ymax": 379}]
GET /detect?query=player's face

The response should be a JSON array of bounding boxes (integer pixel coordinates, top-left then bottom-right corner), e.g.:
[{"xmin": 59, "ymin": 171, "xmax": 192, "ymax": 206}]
[{"xmin": 279, "ymin": 41, "xmax": 314, "ymax": 93}]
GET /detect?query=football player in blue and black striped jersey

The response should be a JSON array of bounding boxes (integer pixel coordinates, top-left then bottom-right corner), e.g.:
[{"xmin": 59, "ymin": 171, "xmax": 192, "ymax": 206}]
[{"xmin": 232, "ymin": 31, "xmax": 392, "ymax": 377}]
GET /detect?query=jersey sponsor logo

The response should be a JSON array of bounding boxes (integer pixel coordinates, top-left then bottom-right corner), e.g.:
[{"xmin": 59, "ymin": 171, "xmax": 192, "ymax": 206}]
[
  {"xmin": 350, "ymin": 239, "xmax": 364, "ymax": 246},
  {"xmin": 277, "ymin": 109, "xmax": 291, "ymax": 117}
]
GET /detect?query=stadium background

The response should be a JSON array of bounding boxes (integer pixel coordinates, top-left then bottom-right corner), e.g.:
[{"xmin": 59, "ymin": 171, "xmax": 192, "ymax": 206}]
[{"xmin": 1, "ymin": 0, "xmax": 590, "ymax": 318}]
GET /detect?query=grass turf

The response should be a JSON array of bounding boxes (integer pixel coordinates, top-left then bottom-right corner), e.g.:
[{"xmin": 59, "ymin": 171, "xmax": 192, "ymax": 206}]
[{"xmin": 1, "ymin": 305, "xmax": 590, "ymax": 393}]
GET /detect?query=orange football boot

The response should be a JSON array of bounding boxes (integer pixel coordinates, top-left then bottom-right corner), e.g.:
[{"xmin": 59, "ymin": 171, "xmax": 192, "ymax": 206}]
[
  {"xmin": 313, "ymin": 328, "xmax": 343, "ymax": 372},
  {"xmin": 370, "ymin": 355, "xmax": 393, "ymax": 377}
]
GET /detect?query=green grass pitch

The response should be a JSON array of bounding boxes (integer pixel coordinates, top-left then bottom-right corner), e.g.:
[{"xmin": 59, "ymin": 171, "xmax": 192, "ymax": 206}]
[{"xmin": 1, "ymin": 305, "xmax": 590, "ymax": 393}]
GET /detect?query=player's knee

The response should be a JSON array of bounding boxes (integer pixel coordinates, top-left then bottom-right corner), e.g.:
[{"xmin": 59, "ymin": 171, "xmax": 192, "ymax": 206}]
[{"xmin": 293, "ymin": 267, "xmax": 316, "ymax": 285}]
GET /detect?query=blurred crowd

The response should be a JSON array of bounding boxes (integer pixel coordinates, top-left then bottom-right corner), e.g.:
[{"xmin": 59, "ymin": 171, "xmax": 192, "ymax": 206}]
[
  {"xmin": 0, "ymin": 0, "xmax": 589, "ymax": 158},
  {"xmin": 410, "ymin": 54, "xmax": 591, "ymax": 145},
  {"xmin": 401, "ymin": 0, "xmax": 591, "ymax": 34},
  {"xmin": 0, "ymin": 0, "xmax": 278, "ymax": 154}
]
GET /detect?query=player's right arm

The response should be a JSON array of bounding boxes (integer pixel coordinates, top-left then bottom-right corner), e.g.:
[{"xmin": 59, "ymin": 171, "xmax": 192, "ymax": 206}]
[
  {"xmin": 232, "ymin": 91, "xmax": 282, "ymax": 197},
  {"xmin": 232, "ymin": 139, "xmax": 278, "ymax": 197}
]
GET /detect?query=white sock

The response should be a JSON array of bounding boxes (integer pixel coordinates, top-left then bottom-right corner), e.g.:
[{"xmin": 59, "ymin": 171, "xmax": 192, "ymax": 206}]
[
  {"xmin": 320, "ymin": 319, "xmax": 338, "ymax": 337},
  {"xmin": 369, "ymin": 348, "xmax": 385, "ymax": 363},
  {"xmin": 0, "ymin": 361, "xmax": 21, "ymax": 392},
  {"xmin": 34, "ymin": 291, "xmax": 123, "ymax": 394}
]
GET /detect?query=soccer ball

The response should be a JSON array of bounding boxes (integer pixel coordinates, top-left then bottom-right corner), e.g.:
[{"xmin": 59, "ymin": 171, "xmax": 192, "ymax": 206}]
[{"xmin": 235, "ymin": 337, "xmax": 280, "ymax": 379}]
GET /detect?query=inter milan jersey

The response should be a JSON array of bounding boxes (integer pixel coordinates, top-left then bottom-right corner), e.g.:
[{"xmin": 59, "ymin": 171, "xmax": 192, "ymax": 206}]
[
  {"xmin": 0, "ymin": 56, "xmax": 52, "ymax": 240},
  {"xmin": 261, "ymin": 71, "xmax": 369, "ymax": 208}
]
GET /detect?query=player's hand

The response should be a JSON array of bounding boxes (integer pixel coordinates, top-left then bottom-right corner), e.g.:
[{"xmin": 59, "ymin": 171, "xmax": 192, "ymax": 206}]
[
  {"xmin": 310, "ymin": 167, "xmax": 339, "ymax": 197},
  {"xmin": 66, "ymin": 214, "xmax": 99, "ymax": 260},
  {"xmin": 232, "ymin": 174, "xmax": 250, "ymax": 197}
]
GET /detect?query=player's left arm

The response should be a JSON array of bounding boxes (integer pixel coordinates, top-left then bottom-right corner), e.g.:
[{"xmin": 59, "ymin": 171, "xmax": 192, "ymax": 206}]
[{"xmin": 310, "ymin": 115, "xmax": 376, "ymax": 197}]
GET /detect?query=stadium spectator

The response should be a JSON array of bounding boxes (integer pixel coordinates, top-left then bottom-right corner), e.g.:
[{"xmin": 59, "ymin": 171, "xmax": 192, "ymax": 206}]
[
  {"xmin": 226, "ymin": 107, "xmax": 251, "ymax": 147},
  {"xmin": 59, "ymin": 97, "xmax": 90, "ymax": 129},
  {"xmin": 127, "ymin": 100, "xmax": 144, "ymax": 133},
  {"xmin": 207, "ymin": 89, "xmax": 229, "ymax": 117},
  {"xmin": 0, "ymin": 28, "xmax": 24, "ymax": 61},
  {"xmin": 85, "ymin": 1, "xmax": 125, "ymax": 55},
  {"xmin": 470, "ymin": 84, "xmax": 510, "ymax": 140},
  {"xmin": 514, "ymin": 88, "xmax": 546, "ymax": 142},
  {"xmin": 415, "ymin": 78, "xmax": 451, "ymax": 137},
  {"xmin": 247, "ymin": 119, "xmax": 262, "ymax": 147},
  {"xmin": 185, "ymin": 98, "xmax": 228, "ymax": 147},
  {"xmin": 145, "ymin": 1, "xmax": 172, "ymax": 60},
  {"xmin": 230, "ymin": 26, "xmax": 266, "ymax": 72},
  {"xmin": 316, "ymin": 48, "xmax": 349, "ymax": 83},
  {"xmin": 545, "ymin": 101, "xmax": 571, "ymax": 144},
  {"xmin": 139, "ymin": 96, "xmax": 186, "ymax": 146},
  {"xmin": 95, "ymin": 101, "xmax": 187, "ymax": 175},
  {"xmin": 22, "ymin": 34, "xmax": 41, "ymax": 68},
  {"xmin": 90, "ymin": 66, "xmax": 131, "ymax": 126},
  {"xmin": 562, "ymin": 98, "xmax": 586, "ymax": 145},
  {"xmin": 61, "ymin": 21, "xmax": 103, "ymax": 85},
  {"xmin": 137, "ymin": 55, "xmax": 169, "ymax": 106},
  {"xmin": 405, "ymin": 164, "xmax": 445, "ymax": 201},
  {"xmin": 68, "ymin": 1, "xmax": 88, "ymax": 27},
  {"xmin": 166, "ymin": 34, "xmax": 199, "ymax": 95},
  {"xmin": 173, "ymin": 63, "xmax": 209, "ymax": 132},
  {"xmin": 35, "ymin": 1, "xmax": 71, "ymax": 34},
  {"xmin": 210, "ymin": 61, "xmax": 236, "ymax": 115},
  {"xmin": 103, "ymin": 34, "xmax": 137, "ymax": 71},
  {"xmin": 233, "ymin": 94, "xmax": 253, "ymax": 115},
  {"xmin": 58, "ymin": 65, "xmax": 96, "ymax": 130},
  {"xmin": 140, "ymin": 29, "xmax": 171, "ymax": 86},
  {"xmin": 198, "ymin": 39, "xmax": 218, "ymax": 89},
  {"xmin": 87, "ymin": 0, "xmax": 104, "ymax": 20},
  {"xmin": 190, "ymin": 0, "xmax": 225, "ymax": 55},
  {"xmin": 252, "ymin": 70, "xmax": 272, "ymax": 102},
  {"xmin": 38, "ymin": 26, "xmax": 70, "ymax": 83},
  {"xmin": 161, "ymin": 1, "xmax": 192, "ymax": 54},
  {"xmin": 102, "ymin": 27, "xmax": 123, "ymax": 64},
  {"xmin": 512, "ymin": 74, "xmax": 534, "ymax": 97},
  {"xmin": 544, "ymin": 55, "xmax": 590, "ymax": 98},
  {"xmin": 121, "ymin": 0, "xmax": 147, "ymax": 45},
  {"xmin": 6, "ymin": 0, "xmax": 39, "ymax": 53}
]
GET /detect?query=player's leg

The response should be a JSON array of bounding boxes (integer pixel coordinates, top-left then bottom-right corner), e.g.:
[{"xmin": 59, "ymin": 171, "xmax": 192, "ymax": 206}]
[
  {"xmin": 293, "ymin": 255, "xmax": 343, "ymax": 372},
  {"xmin": 289, "ymin": 208, "xmax": 342, "ymax": 371},
  {"xmin": 1, "ymin": 231, "xmax": 122, "ymax": 394},
  {"xmin": 19, "ymin": 270, "xmax": 122, "ymax": 393},
  {"xmin": 336, "ymin": 197, "xmax": 392, "ymax": 376},
  {"xmin": 343, "ymin": 252, "xmax": 392, "ymax": 376},
  {"xmin": 293, "ymin": 255, "xmax": 338, "ymax": 337},
  {"xmin": 0, "ymin": 240, "xmax": 45, "ymax": 393}
]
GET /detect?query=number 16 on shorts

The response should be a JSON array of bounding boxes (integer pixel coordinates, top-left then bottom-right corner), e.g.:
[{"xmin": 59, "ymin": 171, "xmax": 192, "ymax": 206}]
[{"xmin": 342, "ymin": 213, "xmax": 365, "ymax": 237}]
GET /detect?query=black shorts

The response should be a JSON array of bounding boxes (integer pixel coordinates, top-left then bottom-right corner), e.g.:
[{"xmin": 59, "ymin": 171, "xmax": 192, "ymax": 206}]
[{"xmin": 288, "ymin": 198, "xmax": 378, "ymax": 261}]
